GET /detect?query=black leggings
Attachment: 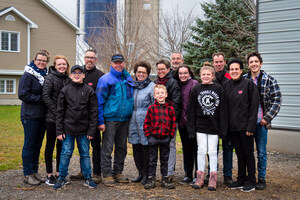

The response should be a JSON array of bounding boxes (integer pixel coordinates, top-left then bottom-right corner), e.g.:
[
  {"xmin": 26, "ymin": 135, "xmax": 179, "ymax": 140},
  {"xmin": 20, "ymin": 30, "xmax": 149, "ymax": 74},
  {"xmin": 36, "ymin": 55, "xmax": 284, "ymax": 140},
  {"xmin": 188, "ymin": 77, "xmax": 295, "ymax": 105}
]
[{"xmin": 45, "ymin": 122, "xmax": 62, "ymax": 174}]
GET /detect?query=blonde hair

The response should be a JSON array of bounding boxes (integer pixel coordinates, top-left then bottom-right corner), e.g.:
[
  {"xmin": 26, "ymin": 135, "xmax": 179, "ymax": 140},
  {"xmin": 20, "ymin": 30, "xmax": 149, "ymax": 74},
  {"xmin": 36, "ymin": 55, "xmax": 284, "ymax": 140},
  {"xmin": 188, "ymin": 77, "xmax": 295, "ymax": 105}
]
[
  {"xmin": 203, "ymin": 61, "xmax": 212, "ymax": 67},
  {"xmin": 154, "ymin": 84, "xmax": 167, "ymax": 93},
  {"xmin": 200, "ymin": 66, "xmax": 215, "ymax": 75},
  {"xmin": 53, "ymin": 55, "xmax": 70, "ymax": 75}
]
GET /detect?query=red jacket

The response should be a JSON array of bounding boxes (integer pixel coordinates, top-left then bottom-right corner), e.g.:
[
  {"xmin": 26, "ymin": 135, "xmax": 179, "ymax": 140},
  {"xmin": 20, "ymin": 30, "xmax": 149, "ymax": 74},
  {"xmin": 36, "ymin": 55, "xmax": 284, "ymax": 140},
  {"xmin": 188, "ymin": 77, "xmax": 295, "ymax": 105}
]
[{"xmin": 143, "ymin": 99, "xmax": 176, "ymax": 138}]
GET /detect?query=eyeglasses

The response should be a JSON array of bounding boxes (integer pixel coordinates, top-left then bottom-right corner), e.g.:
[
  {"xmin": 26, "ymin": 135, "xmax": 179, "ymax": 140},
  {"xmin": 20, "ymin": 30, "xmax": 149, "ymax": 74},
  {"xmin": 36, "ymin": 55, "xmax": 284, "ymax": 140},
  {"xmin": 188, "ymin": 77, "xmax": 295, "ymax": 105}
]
[
  {"xmin": 36, "ymin": 59, "xmax": 48, "ymax": 63},
  {"xmin": 85, "ymin": 56, "xmax": 96, "ymax": 60},
  {"xmin": 71, "ymin": 72, "xmax": 83, "ymax": 75},
  {"xmin": 157, "ymin": 68, "xmax": 167, "ymax": 71}
]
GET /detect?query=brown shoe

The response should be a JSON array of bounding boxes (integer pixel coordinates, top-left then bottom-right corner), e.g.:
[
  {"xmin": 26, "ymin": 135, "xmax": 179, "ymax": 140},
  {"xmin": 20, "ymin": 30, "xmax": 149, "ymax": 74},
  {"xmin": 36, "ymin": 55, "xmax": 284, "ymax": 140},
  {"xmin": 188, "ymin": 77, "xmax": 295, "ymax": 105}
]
[
  {"xmin": 92, "ymin": 174, "xmax": 102, "ymax": 184},
  {"xmin": 70, "ymin": 172, "xmax": 84, "ymax": 180},
  {"xmin": 192, "ymin": 171, "xmax": 204, "ymax": 189},
  {"xmin": 208, "ymin": 172, "xmax": 217, "ymax": 191},
  {"xmin": 102, "ymin": 176, "xmax": 116, "ymax": 187},
  {"xmin": 113, "ymin": 174, "xmax": 129, "ymax": 183},
  {"xmin": 33, "ymin": 173, "xmax": 46, "ymax": 183},
  {"xmin": 24, "ymin": 174, "xmax": 40, "ymax": 186}
]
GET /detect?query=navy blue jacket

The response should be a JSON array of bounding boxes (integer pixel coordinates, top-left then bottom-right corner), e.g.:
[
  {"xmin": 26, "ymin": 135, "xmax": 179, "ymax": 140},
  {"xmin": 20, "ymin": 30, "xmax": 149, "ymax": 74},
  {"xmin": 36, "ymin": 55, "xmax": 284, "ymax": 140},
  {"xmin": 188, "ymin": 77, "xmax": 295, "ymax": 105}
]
[{"xmin": 18, "ymin": 72, "xmax": 46, "ymax": 120}]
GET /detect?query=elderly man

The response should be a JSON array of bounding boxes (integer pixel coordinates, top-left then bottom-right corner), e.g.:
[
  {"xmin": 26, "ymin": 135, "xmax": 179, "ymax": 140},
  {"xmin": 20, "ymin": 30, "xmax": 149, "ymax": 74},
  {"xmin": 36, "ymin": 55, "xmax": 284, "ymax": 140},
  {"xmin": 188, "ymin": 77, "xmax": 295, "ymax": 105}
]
[
  {"xmin": 96, "ymin": 54, "xmax": 134, "ymax": 186},
  {"xmin": 244, "ymin": 52, "xmax": 281, "ymax": 190},
  {"xmin": 170, "ymin": 52, "xmax": 184, "ymax": 74},
  {"xmin": 211, "ymin": 52, "xmax": 233, "ymax": 186}
]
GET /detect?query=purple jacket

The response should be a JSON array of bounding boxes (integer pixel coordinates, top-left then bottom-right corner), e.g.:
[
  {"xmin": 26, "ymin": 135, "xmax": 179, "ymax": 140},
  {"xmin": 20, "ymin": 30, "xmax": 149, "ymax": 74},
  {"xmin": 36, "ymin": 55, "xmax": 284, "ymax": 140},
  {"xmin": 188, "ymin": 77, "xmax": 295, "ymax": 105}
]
[{"xmin": 179, "ymin": 78, "xmax": 199, "ymax": 128}]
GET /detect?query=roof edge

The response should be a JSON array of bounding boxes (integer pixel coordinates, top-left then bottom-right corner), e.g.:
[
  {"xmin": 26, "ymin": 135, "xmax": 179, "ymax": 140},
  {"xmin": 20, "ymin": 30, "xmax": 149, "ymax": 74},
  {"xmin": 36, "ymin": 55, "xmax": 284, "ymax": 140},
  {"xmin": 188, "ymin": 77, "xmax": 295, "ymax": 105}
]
[
  {"xmin": 39, "ymin": 0, "xmax": 84, "ymax": 35},
  {"xmin": 0, "ymin": 7, "xmax": 38, "ymax": 28}
]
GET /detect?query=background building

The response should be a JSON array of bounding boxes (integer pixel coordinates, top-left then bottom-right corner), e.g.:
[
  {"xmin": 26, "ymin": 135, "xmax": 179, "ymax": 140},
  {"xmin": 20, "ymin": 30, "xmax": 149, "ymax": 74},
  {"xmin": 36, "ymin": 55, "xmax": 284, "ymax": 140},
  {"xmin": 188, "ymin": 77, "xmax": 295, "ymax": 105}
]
[
  {"xmin": 0, "ymin": 0, "xmax": 81, "ymax": 105},
  {"xmin": 257, "ymin": 0, "xmax": 300, "ymax": 153},
  {"xmin": 77, "ymin": 0, "xmax": 117, "ymax": 43}
]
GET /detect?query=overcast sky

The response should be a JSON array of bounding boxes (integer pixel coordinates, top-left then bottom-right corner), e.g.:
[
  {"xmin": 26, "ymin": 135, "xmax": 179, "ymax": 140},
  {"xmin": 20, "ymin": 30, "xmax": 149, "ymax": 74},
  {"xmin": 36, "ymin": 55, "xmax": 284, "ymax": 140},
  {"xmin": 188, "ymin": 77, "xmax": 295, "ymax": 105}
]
[{"xmin": 46, "ymin": 0, "xmax": 207, "ymax": 25}]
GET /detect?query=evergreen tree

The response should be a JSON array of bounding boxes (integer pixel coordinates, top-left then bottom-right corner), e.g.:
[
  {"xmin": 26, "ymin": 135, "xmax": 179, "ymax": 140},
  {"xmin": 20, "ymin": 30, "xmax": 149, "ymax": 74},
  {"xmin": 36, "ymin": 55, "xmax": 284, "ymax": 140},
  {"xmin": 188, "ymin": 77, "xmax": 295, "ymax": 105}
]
[{"xmin": 183, "ymin": 0, "xmax": 256, "ymax": 71}]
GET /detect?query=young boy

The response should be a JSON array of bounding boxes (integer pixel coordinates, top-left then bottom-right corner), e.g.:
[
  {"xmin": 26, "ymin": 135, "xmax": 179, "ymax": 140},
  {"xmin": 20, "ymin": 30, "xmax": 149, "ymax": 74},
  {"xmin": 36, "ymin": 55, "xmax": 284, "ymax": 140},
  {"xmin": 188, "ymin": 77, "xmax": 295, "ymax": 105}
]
[
  {"xmin": 53, "ymin": 65, "xmax": 98, "ymax": 189},
  {"xmin": 143, "ymin": 84, "xmax": 176, "ymax": 190}
]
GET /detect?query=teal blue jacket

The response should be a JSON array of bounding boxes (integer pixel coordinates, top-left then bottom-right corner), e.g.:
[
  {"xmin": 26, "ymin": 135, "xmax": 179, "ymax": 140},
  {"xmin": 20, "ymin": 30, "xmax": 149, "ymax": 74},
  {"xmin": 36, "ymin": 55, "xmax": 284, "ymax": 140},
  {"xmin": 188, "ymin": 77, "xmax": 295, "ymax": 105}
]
[{"xmin": 96, "ymin": 66, "xmax": 134, "ymax": 125}]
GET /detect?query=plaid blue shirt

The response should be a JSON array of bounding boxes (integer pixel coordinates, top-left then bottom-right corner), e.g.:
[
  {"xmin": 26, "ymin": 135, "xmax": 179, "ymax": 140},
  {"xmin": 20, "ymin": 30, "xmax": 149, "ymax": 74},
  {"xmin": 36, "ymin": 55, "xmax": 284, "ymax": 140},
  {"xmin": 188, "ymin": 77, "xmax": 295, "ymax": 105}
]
[{"xmin": 244, "ymin": 70, "xmax": 282, "ymax": 123}]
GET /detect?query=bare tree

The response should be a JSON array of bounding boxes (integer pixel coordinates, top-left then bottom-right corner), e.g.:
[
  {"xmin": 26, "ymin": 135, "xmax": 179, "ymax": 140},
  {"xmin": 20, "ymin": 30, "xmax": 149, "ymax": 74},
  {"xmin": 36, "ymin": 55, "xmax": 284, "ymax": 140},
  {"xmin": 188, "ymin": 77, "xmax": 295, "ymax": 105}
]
[
  {"xmin": 153, "ymin": 6, "xmax": 196, "ymax": 60},
  {"xmin": 84, "ymin": 2, "xmax": 159, "ymax": 74}
]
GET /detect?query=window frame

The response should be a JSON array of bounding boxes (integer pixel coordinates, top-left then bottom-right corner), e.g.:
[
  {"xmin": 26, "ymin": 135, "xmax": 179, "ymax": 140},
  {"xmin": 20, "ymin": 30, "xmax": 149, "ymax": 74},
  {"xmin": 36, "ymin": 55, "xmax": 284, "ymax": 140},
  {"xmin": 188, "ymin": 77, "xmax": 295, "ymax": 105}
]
[
  {"xmin": 0, "ymin": 30, "xmax": 20, "ymax": 52},
  {"xmin": 0, "ymin": 78, "xmax": 16, "ymax": 94}
]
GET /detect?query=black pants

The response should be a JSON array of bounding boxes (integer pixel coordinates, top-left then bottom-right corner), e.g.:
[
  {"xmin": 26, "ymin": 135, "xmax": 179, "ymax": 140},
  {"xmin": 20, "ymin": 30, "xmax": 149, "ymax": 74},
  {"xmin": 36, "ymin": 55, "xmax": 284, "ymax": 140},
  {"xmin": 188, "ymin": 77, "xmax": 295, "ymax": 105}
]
[
  {"xmin": 178, "ymin": 126, "xmax": 197, "ymax": 179},
  {"xmin": 132, "ymin": 144, "xmax": 149, "ymax": 176},
  {"xmin": 45, "ymin": 122, "xmax": 62, "ymax": 174},
  {"xmin": 148, "ymin": 137, "xmax": 170, "ymax": 177},
  {"xmin": 91, "ymin": 129, "xmax": 101, "ymax": 176},
  {"xmin": 231, "ymin": 131, "xmax": 256, "ymax": 185}
]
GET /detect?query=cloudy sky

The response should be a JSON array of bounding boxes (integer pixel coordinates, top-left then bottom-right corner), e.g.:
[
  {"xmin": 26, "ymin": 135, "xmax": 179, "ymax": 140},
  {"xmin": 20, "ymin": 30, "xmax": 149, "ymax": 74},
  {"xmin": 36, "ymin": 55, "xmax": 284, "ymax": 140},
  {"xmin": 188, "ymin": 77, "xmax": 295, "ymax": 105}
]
[{"xmin": 46, "ymin": 0, "xmax": 207, "ymax": 25}]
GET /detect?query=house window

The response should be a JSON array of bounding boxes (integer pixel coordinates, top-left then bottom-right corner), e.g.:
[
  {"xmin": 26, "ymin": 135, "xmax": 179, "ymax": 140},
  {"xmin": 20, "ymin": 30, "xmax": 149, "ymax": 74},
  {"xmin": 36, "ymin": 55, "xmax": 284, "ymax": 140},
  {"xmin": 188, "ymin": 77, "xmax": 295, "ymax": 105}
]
[
  {"xmin": 0, "ymin": 31, "xmax": 20, "ymax": 52},
  {"xmin": 0, "ymin": 79, "xmax": 16, "ymax": 94}
]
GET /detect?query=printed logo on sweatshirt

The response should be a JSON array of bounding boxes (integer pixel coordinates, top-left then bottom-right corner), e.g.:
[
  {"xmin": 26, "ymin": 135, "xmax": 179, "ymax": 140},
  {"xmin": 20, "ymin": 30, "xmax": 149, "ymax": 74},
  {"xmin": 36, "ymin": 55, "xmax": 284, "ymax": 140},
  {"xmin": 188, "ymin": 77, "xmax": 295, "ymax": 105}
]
[
  {"xmin": 88, "ymin": 82, "xmax": 93, "ymax": 86},
  {"xmin": 238, "ymin": 90, "xmax": 243, "ymax": 94},
  {"xmin": 198, "ymin": 90, "xmax": 220, "ymax": 115}
]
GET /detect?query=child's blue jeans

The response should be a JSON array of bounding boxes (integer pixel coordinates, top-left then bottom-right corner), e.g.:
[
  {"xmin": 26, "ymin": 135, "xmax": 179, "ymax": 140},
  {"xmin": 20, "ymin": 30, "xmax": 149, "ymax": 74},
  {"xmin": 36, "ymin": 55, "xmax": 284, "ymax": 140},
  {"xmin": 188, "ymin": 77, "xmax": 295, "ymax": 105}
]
[{"xmin": 59, "ymin": 134, "xmax": 91, "ymax": 180}]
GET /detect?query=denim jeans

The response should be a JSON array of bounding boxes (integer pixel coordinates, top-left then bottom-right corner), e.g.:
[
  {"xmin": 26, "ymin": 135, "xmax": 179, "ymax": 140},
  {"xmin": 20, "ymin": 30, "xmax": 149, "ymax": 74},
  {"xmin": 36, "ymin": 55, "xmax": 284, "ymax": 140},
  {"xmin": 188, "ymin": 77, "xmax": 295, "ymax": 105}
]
[
  {"xmin": 21, "ymin": 119, "xmax": 45, "ymax": 176},
  {"xmin": 222, "ymin": 138, "xmax": 233, "ymax": 177},
  {"xmin": 254, "ymin": 124, "xmax": 268, "ymax": 180},
  {"xmin": 59, "ymin": 134, "xmax": 91, "ymax": 180}
]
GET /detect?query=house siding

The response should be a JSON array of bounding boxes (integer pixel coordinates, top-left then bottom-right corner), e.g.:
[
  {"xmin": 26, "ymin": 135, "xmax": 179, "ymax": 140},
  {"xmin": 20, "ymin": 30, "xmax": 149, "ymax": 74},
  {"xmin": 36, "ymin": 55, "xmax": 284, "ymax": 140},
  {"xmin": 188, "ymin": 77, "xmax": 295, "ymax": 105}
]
[
  {"xmin": 257, "ymin": 0, "xmax": 300, "ymax": 131},
  {"xmin": 0, "ymin": 12, "xmax": 27, "ymax": 70}
]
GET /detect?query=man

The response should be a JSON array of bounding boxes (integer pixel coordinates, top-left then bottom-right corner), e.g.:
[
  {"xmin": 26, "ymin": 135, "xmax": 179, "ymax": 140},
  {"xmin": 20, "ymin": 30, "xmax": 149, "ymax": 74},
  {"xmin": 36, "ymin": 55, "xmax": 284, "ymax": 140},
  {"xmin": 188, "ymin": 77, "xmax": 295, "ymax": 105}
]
[
  {"xmin": 170, "ymin": 52, "xmax": 184, "ymax": 72},
  {"xmin": 212, "ymin": 52, "xmax": 234, "ymax": 186},
  {"xmin": 96, "ymin": 54, "xmax": 134, "ymax": 186},
  {"xmin": 244, "ymin": 52, "xmax": 281, "ymax": 190},
  {"xmin": 155, "ymin": 60, "xmax": 181, "ymax": 182},
  {"xmin": 70, "ymin": 49, "xmax": 104, "ymax": 184}
]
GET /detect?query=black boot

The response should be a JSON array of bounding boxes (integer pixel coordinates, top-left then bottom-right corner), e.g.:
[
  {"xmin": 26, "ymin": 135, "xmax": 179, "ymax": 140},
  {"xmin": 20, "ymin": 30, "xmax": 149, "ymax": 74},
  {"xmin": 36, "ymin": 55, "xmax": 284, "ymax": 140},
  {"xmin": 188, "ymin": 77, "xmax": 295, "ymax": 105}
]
[
  {"xmin": 132, "ymin": 175, "xmax": 142, "ymax": 183},
  {"xmin": 144, "ymin": 177, "xmax": 156, "ymax": 189},
  {"xmin": 142, "ymin": 175, "xmax": 148, "ymax": 185},
  {"xmin": 161, "ymin": 176, "xmax": 175, "ymax": 189}
]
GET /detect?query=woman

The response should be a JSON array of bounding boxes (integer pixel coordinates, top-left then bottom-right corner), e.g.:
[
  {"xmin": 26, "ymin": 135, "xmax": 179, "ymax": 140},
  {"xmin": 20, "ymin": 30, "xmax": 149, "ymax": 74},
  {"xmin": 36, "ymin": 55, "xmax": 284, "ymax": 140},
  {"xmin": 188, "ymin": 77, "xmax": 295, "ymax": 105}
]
[
  {"xmin": 128, "ymin": 61, "xmax": 154, "ymax": 185},
  {"xmin": 174, "ymin": 65, "xmax": 199, "ymax": 184},
  {"xmin": 43, "ymin": 55, "xmax": 71, "ymax": 186},
  {"xmin": 18, "ymin": 50, "xmax": 49, "ymax": 186},
  {"xmin": 223, "ymin": 58, "xmax": 259, "ymax": 192}
]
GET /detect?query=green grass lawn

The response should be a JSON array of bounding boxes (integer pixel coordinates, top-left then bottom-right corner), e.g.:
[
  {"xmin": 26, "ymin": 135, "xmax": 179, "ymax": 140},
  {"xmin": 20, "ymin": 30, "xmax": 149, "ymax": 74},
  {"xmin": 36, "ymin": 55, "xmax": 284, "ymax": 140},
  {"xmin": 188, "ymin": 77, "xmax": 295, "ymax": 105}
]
[
  {"xmin": 0, "ymin": 105, "xmax": 24, "ymax": 171},
  {"xmin": 0, "ymin": 106, "xmax": 50, "ymax": 171}
]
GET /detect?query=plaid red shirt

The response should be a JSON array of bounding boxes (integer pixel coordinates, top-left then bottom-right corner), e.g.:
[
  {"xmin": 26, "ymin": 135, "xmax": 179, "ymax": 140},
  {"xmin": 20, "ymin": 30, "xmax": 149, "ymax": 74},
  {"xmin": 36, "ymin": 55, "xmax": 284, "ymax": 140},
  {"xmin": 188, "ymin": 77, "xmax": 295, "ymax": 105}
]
[{"xmin": 143, "ymin": 99, "xmax": 176, "ymax": 138}]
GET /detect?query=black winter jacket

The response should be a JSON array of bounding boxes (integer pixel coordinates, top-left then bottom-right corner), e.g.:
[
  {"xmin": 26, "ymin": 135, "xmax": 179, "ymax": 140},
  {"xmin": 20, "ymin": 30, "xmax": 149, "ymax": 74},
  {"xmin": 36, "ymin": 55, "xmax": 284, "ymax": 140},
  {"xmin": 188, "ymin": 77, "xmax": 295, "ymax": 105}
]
[
  {"xmin": 43, "ymin": 66, "xmax": 71, "ymax": 124},
  {"xmin": 223, "ymin": 76, "xmax": 259, "ymax": 133},
  {"xmin": 83, "ymin": 66, "xmax": 104, "ymax": 91},
  {"xmin": 56, "ymin": 82, "xmax": 98, "ymax": 137},
  {"xmin": 155, "ymin": 70, "xmax": 181, "ymax": 120},
  {"xmin": 18, "ymin": 72, "xmax": 46, "ymax": 120}
]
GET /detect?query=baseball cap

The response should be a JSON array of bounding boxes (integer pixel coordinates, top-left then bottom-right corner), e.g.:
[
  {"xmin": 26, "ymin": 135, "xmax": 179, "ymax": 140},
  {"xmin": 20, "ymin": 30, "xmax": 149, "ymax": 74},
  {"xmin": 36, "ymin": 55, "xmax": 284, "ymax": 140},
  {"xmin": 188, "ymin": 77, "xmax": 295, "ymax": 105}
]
[
  {"xmin": 71, "ymin": 65, "xmax": 84, "ymax": 73},
  {"xmin": 111, "ymin": 54, "xmax": 124, "ymax": 62}
]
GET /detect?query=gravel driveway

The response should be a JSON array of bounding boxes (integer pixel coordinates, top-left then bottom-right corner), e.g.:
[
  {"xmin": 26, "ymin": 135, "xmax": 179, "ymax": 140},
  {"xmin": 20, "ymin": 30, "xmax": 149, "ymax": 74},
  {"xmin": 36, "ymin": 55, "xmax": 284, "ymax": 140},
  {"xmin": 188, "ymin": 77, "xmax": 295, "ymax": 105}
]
[{"xmin": 1, "ymin": 151, "xmax": 299, "ymax": 200}]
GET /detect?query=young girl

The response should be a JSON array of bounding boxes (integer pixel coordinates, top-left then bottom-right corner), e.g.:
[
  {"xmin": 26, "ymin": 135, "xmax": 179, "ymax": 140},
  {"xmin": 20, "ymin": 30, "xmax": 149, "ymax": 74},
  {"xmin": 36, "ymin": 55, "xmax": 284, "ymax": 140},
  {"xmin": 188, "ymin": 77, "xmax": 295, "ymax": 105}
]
[{"xmin": 187, "ymin": 66, "xmax": 228, "ymax": 191}]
